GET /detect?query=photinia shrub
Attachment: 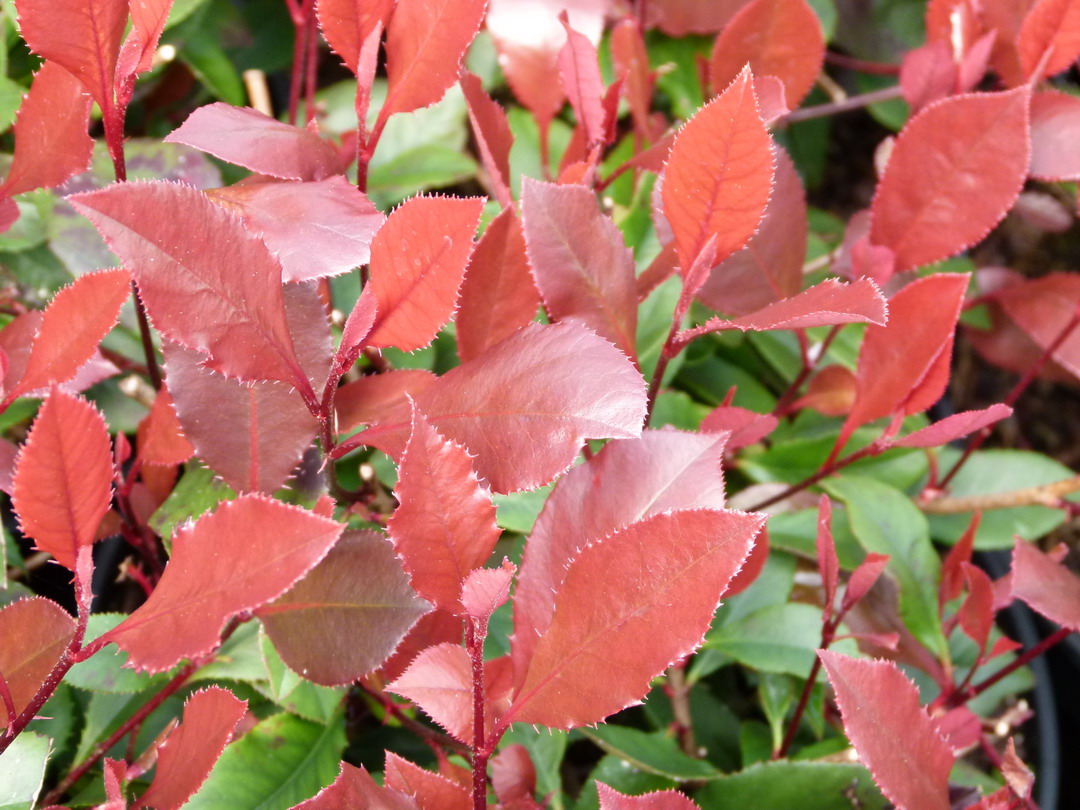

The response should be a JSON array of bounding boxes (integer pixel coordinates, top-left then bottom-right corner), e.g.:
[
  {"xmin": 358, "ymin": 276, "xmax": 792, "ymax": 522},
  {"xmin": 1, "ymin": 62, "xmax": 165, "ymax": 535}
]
[{"xmin": 0, "ymin": 0, "xmax": 1078, "ymax": 808}]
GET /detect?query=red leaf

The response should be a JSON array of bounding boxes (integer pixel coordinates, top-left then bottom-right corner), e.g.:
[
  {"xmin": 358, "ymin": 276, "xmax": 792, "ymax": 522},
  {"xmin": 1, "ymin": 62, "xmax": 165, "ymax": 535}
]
[
  {"xmin": 161, "ymin": 282, "xmax": 330, "ymax": 493},
  {"xmin": 1018, "ymin": 0, "xmax": 1080, "ymax": 80},
  {"xmin": 118, "ymin": 0, "xmax": 174, "ymax": 81},
  {"xmin": 136, "ymin": 386, "xmax": 195, "ymax": 466},
  {"xmin": 521, "ymin": 179, "xmax": 637, "ymax": 359},
  {"xmin": 940, "ymin": 513, "xmax": 980, "ymax": 612},
  {"xmin": 163, "ymin": 103, "xmax": 343, "ymax": 181},
  {"xmin": 990, "ymin": 273, "xmax": 1080, "ymax": 379},
  {"xmin": 558, "ymin": 12, "xmax": 606, "ymax": 146},
  {"xmin": 348, "ymin": 322, "xmax": 647, "ymax": 493},
  {"xmin": 70, "ymin": 181, "xmax": 314, "ymax": 397},
  {"xmin": 388, "ymin": 406, "xmax": 501, "ymax": 611},
  {"xmin": 491, "ymin": 745, "xmax": 538, "ymax": 807},
  {"xmin": 333, "ymin": 284, "xmax": 378, "ymax": 380},
  {"xmin": 680, "ymin": 278, "xmax": 887, "ymax": 345},
  {"xmin": 316, "ymin": 0, "xmax": 394, "ymax": 73},
  {"xmin": 385, "ymin": 753, "xmax": 471, "ymax": 810},
  {"xmin": 841, "ymin": 553, "xmax": 891, "ymax": 614},
  {"xmin": 819, "ymin": 651, "xmax": 953, "ymax": 810},
  {"xmin": 646, "ymin": 0, "xmax": 748, "ymax": 35},
  {"xmin": 259, "ymin": 530, "xmax": 431, "ymax": 685},
  {"xmin": 507, "ymin": 509, "xmax": 763, "ymax": 729},
  {"xmin": 460, "ymin": 73, "xmax": 514, "ymax": 209},
  {"xmin": 512, "ymin": 429, "xmax": 729, "ymax": 683},
  {"xmin": 133, "ymin": 687, "xmax": 247, "ymax": 810},
  {"xmin": 891, "ymin": 404, "xmax": 1012, "ymax": 448},
  {"xmin": 461, "ymin": 559, "xmax": 516, "ymax": 623},
  {"xmin": 839, "ymin": 273, "xmax": 969, "ymax": 453},
  {"xmin": 1011, "ymin": 537, "xmax": 1080, "ymax": 630},
  {"xmin": 816, "ymin": 496, "xmax": 839, "ymax": 622},
  {"xmin": 611, "ymin": 19, "xmax": 658, "ymax": 142},
  {"xmin": 0, "ymin": 597, "xmax": 75, "ymax": 730},
  {"xmin": 708, "ymin": 0, "xmax": 825, "ymax": 108},
  {"xmin": 793, "ymin": 364, "xmax": 857, "ymax": 417},
  {"xmin": 336, "ymin": 369, "xmax": 437, "ymax": 433},
  {"xmin": 379, "ymin": 607, "xmax": 464, "ymax": 683},
  {"xmin": 958, "ymin": 562, "xmax": 994, "ymax": 650},
  {"xmin": 381, "ymin": 0, "xmax": 486, "ymax": 119},
  {"xmin": 207, "ymin": 177, "xmax": 385, "ymax": 283},
  {"xmin": 699, "ymin": 404, "xmax": 778, "ymax": 449},
  {"xmin": 13, "ymin": 390, "xmax": 112, "ymax": 570},
  {"xmin": 293, "ymin": 762, "xmax": 418, "ymax": 810},
  {"xmin": 725, "ymin": 526, "xmax": 770, "ymax": 597},
  {"xmin": 597, "ymin": 783, "xmax": 700, "ymax": 810},
  {"xmin": 367, "ymin": 195, "xmax": 484, "ymax": 352},
  {"xmin": 15, "ymin": 0, "xmax": 127, "ymax": 116},
  {"xmin": 455, "ymin": 208, "xmax": 540, "ymax": 363},
  {"xmin": 900, "ymin": 41, "xmax": 958, "ymax": 113},
  {"xmin": 1029, "ymin": 90, "xmax": 1080, "ymax": 181},
  {"xmin": 662, "ymin": 66, "xmax": 774, "ymax": 272},
  {"xmin": 696, "ymin": 145, "xmax": 806, "ymax": 317},
  {"xmin": 7, "ymin": 269, "xmax": 128, "ymax": 402},
  {"xmin": 1, "ymin": 61, "xmax": 93, "ymax": 197},
  {"xmin": 103, "ymin": 495, "xmax": 344, "ymax": 672},
  {"xmin": 869, "ymin": 88, "xmax": 1030, "ymax": 272}
]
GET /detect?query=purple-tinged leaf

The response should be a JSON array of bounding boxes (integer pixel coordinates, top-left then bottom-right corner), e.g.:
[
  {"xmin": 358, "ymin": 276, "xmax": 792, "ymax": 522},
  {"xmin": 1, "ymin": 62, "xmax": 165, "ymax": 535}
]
[
  {"xmin": 164, "ymin": 103, "xmax": 343, "ymax": 181},
  {"xmin": 335, "ymin": 369, "xmax": 436, "ymax": 433},
  {"xmin": 521, "ymin": 179, "xmax": 637, "ymax": 360},
  {"xmin": 207, "ymin": 177, "xmax": 385, "ymax": 283},
  {"xmin": 819, "ymin": 651, "xmax": 953, "ymax": 810},
  {"xmin": 1011, "ymin": 537, "xmax": 1080, "ymax": 630},
  {"xmin": 0, "ymin": 597, "xmax": 76, "ymax": 730}
]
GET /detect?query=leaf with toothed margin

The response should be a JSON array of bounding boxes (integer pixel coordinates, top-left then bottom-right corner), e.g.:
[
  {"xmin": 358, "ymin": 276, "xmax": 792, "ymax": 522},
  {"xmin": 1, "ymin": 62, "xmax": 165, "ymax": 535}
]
[
  {"xmin": 384, "ymin": 752, "xmax": 471, "ymax": 809},
  {"xmin": 819, "ymin": 651, "xmax": 953, "ymax": 810},
  {"xmin": 506, "ymin": 508, "xmax": 763, "ymax": 730},
  {"xmin": 12, "ymin": 389, "xmax": 112, "ymax": 570},
  {"xmin": 387, "ymin": 405, "xmax": 502, "ymax": 612},
  {"xmin": 512, "ymin": 429, "xmax": 730, "ymax": 688},
  {"xmin": 317, "ymin": 0, "xmax": 394, "ymax": 75},
  {"xmin": 557, "ymin": 12, "xmax": 606, "ymax": 146},
  {"xmin": 133, "ymin": 687, "xmax": 247, "ymax": 810},
  {"xmin": 597, "ymin": 782, "xmax": 702, "ymax": 809},
  {"xmin": 345, "ymin": 322, "xmax": 647, "ymax": 494},
  {"xmin": 103, "ymin": 495, "xmax": 343, "ymax": 673},
  {"xmin": 292, "ymin": 762, "xmax": 418, "ymax": 810},
  {"xmin": 1017, "ymin": 0, "xmax": 1080, "ymax": 81},
  {"xmin": 258, "ymin": 530, "xmax": 431, "ymax": 686},
  {"xmin": 367, "ymin": 195, "xmax": 485, "ymax": 352},
  {"xmin": 869, "ymin": 88, "xmax": 1030, "ymax": 272},
  {"xmin": 69, "ymin": 180, "xmax": 315, "ymax": 398},
  {"xmin": 1011, "ymin": 536, "xmax": 1080, "ymax": 630},
  {"xmin": 0, "ymin": 597, "xmax": 76, "ymax": 731}
]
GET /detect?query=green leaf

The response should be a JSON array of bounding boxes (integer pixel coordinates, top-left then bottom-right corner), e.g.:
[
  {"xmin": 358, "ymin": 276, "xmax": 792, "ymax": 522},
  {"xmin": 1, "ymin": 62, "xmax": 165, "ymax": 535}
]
[
  {"xmin": 178, "ymin": 30, "xmax": 245, "ymax": 105},
  {"xmin": 694, "ymin": 760, "xmax": 887, "ymax": 809},
  {"xmin": 573, "ymin": 754, "xmax": 676, "ymax": 810},
  {"xmin": 0, "ymin": 731, "xmax": 49, "ymax": 810},
  {"xmin": 928, "ymin": 448, "xmax": 1076, "ymax": 550},
  {"xmin": 824, "ymin": 476, "xmax": 945, "ymax": 656},
  {"xmin": 259, "ymin": 631, "xmax": 345, "ymax": 725},
  {"xmin": 708, "ymin": 603, "xmax": 855, "ymax": 677},
  {"xmin": 501, "ymin": 726, "xmax": 568, "ymax": 808},
  {"xmin": 66, "ymin": 614, "xmax": 174, "ymax": 693},
  {"xmin": 186, "ymin": 711, "xmax": 346, "ymax": 809},
  {"xmin": 650, "ymin": 390, "xmax": 712, "ymax": 431},
  {"xmin": 192, "ymin": 619, "xmax": 267, "ymax": 684},
  {"xmin": 149, "ymin": 462, "xmax": 236, "ymax": 548},
  {"xmin": 758, "ymin": 674, "xmax": 795, "ymax": 753},
  {"xmin": 0, "ymin": 74, "xmax": 24, "ymax": 135},
  {"xmin": 493, "ymin": 484, "xmax": 553, "ymax": 534},
  {"xmin": 580, "ymin": 725, "xmax": 719, "ymax": 782},
  {"xmin": 637, "ymin": 274, "xmax": 682, "ymax": 387},
  {"xmin": 367, "ymin": 146, "xmax": 477, "ymax": 207}
]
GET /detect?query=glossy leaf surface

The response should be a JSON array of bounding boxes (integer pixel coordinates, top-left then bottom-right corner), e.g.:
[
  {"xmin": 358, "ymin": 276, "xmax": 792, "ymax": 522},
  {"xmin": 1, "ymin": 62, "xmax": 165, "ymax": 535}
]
[
  {"xmin": 384, "ymin": 752, "xmax": 471, "ymax": 809},
  {"xmin": 0, "ymin": 597, "xmax": 75, "ymax": 730},
  {"xmin": 1011, "ymin": 537, "xmax": 1080, "ymax": 630},
  {"xmin": 597, "ymin": 783, "xmax": 700, "ymax": 810},
  {"xmin": 1029, "ymin": 90, "xmax": 1080, "ymax": 180},
  {"xmin": 1017, "ymin": 0, "xmax": 1080, "ymax": 80},
  {"xmin": 317, "ymin": 0, "xmax": 394, "ymax": 73}
]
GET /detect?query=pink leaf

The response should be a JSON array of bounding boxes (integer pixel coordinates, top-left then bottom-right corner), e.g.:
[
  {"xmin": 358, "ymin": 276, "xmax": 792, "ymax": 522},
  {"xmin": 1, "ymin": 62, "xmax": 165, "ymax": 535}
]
[
  {"xmin": 118, "ymin": 0, "xmax": 174, "ymax": 81},
  {"xmin": 940, "ymin": 513, "xmax": 979, "ymax": 612},
  {"xmin": 460, "ymin": 72, "xmax": 514, "ymax": 208},
  {"xmin": 1011, "ymin": 537, "xmax": 1080, "ymax": 630},
  {"xmin": 646, "ymin": 0, "xmax": 748, "ymax": 35},
  {"xmin": 348, "ymin": 322, "xmax": 647, "ymax": 493},
  {"xmin": 0, "ymin": 597, "xmax": 76, "ymax": 731},
  {"xmin": 455, "ymin": 207, "xmax": 540, "ymax": 363},
  {"xmin": 819, "ymin": 651, "xmax": 953, "ymax": 810},
  {"xmin": 891, "ymin": 404, "xmax": 1012, "ymax": 448},
  {"xmin": 708, "ymin": 0, "xmax": 825, "ymax": 108},
  {"xmin": 384, "ymin": 752, "xmax": 471, "ymax": 810},
  {"xmin": 869, "ymin": 88, "xmax": 1030, "ymax": 272},
  {"xmin": 161, "ymin": 282, "xmax": 330, "ymax": 493},
  {"xmin": 207, "ymin": 177, "xmax": 385, "ymax": 283},
  {"xmin": 841, "ymin": 553, "xmax": 891, "ymax": 614},
  {"xmin": 1017, "ymin": 0, "xmax": 1080, "ymax": 80},
  {"xmin": 491, "ymin": 745, "xmax": 538, "ymax": 807},
  {"xmin": 507, "ymin": 509, "xmax": 763, "ymax": 729},
  {"xmin": 163, "ymin": 103, "xmax": 343, "ymax": 181},
  {"xmin": 69, "ymin": 181, "xmax": 314, "ymax": 398},
  {"xmin": 1029, "ymin": 89, "xmax": 1080, "ymax": 181},
  {"xmin": 512, "ymin": 429, "xmax": 729, "ymax": 684},
  {"xmin": 1, "ymin": 61, "xmax": 93, "ymax": 197},
  {"xmin": 991, "ymin": 273, "xmax": 1080, "ymax": 380},
  {"xmin": 133, "ymin": 687, "xmax": 247, "ymax": 810},
  {"xmin": 461, "ymin": 559, "xmax": 516, "ymax": 623},
  {"xmin": 12, "ymin": 390, "xmax": 112, "ymax": 570},
  {"xmin": 335, "ymin": 369, "xmax": 437, "ymax": 433},
  {"xmin": 662, "ymin": 66, "xmax": 774, "ymax": 272},
  {"xmin": 293, "ymin": 762, "xmax": 418, "ymax": 810},
  {"xmin": 332, "ymin": 284, "xmax": 378, "ymax": 381},
  {"xmin": 258, "ymin": 530, "xmax": 431, "ymax": 685},
  {"xmin": 558, "ymin": 12, "xmax": 607, "ymax": 146},
  {"xmin": 839, "ymin": 273, "xmax": 969, "ymax": 453},
  {"xmin": 597, "ymin": 783, "xmax": 700, "ymax": 810},
  {"xmin": 103, "ymin": 495, "xmax": 343, "ymax": 672},
  {"xmin": 367, "ymin": 195, "xmax": 485, "ymax": 352},
  {"xmin": 700, "ymin": 405, "xmax": 778, "ymax": 449},
  {"xmin": 382, "ymin": 0, "xmax": 486, "ymax": 119},
  {"xmin": 521, "ymin": 179, "xmax": 638, "ymax": 360},
  {"xmin": 136, "ymin": 386, "xmax": 195, "ymax": 466},
  {"xmin": 816, "ymin": 496, "xmax": 838, "ymax": 622},
  {"xmin": 387, "ymin": 405, "xmax": 502, "ymax": 611},
  {"xmin": 958, "ymin": 562, "xmax": 994, "ymax": 650},
  {"xmin": 899, "ymin": 41, "xmax": 957, "ymax": 114},
  {"xmin": 7, "ymin": 269, "xmax": 129, "ymax": 401},
  {"xmin": 316, "ymin": 0, "xmax": 394, "ymax": 73},
  {"xmin": 696, "ymin": 145, "xmax": 806, "ymax": 317},
  {"xmin": 379, "ymin": 607, "xmax": 464, "ymax": 683},
  {"xmin": 15, "ymin": 0, "xmax": 127, "ymax": 116}
]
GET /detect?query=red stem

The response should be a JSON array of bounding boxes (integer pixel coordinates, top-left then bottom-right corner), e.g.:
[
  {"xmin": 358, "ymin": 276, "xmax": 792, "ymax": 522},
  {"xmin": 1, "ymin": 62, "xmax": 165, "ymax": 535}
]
[
  {"xmin": 745, "ymin": 443, "xmax": 882, "ymax": 512},
  {"xmin": 824, "ymin": 51, "xmax": 901, "ymax": 76},
  {"xmin": 943, "ymin": 627, "xmax": 1071, "ymax": 710}
]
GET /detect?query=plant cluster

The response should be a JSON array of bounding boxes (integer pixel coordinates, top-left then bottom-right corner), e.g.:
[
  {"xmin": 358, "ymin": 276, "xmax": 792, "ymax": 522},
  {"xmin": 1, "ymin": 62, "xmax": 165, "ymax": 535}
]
[{"xmin": 0, "ymin": 0, "xmax": 1079, "ymax": 808}]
